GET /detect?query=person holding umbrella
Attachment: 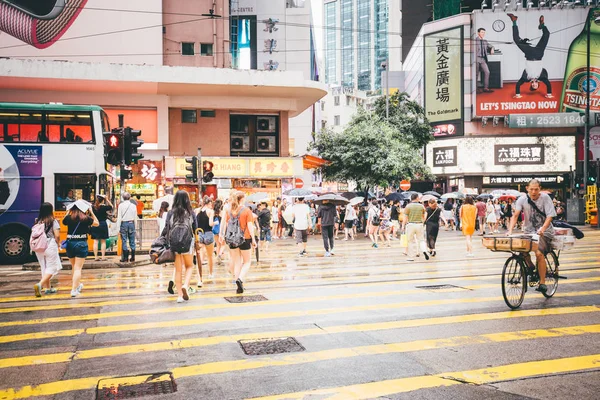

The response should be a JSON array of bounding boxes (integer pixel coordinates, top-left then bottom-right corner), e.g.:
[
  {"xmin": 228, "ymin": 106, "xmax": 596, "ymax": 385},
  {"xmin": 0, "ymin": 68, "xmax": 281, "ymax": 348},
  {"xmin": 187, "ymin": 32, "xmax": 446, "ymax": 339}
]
[{"xmin": 317, "ymin": 199, "xmax": 338, "ymax": 256}]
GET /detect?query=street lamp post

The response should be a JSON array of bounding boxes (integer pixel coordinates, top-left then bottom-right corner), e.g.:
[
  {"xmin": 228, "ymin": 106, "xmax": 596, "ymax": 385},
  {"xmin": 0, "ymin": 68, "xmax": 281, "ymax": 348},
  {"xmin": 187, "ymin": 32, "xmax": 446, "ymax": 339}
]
[{"xmin": 584, "ymin": 12, "xmax": 591, "ymax": 195}]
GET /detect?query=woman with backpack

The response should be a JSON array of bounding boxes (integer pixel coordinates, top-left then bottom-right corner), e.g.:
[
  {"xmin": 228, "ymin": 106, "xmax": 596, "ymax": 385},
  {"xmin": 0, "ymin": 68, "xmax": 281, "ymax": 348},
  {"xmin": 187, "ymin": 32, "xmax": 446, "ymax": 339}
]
[
  {"xmin": 162, "ymin": 190, "xmax": 198, "ymax": 303},
  {"xmin": 62, "ymin": 201, "xmax": 99, "ymax": 297},
  {"xmin": 220, "ymin": 191, "xmax": 256, "ymax": 294},
  {"xmin": 31, "ymin": 202, "xmax": 62, "ymax": 297}
]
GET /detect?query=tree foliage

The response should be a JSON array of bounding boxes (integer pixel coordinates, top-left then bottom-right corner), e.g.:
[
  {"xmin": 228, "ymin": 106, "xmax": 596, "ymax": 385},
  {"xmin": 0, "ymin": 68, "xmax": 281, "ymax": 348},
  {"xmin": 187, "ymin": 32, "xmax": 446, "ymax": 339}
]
[
  {"xmin": 373, "ymin": 91, "xmax": 434, "ymax": 149},
  {"xmin": 311, "ymin": 112, "xmax": 433, "ymax": 189}
]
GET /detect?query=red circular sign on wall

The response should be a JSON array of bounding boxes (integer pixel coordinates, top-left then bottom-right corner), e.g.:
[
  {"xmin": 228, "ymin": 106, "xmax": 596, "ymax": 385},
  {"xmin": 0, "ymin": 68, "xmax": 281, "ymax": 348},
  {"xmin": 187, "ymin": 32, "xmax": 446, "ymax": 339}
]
[
  {"xmin": 400, "ymin": 180, "xmax": 411, "ymax": 191},
  {"xmin": 295, "ymin": 179, "xmax": 304, "ymax": 188}
]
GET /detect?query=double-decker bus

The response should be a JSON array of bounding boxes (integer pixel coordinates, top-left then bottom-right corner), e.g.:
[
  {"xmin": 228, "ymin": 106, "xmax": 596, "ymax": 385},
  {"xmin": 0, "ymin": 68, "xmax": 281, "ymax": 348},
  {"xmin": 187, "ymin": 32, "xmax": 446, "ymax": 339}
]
[{"xmin": 0, "ymin": 103, "xmax": 115, "ymax": 264}]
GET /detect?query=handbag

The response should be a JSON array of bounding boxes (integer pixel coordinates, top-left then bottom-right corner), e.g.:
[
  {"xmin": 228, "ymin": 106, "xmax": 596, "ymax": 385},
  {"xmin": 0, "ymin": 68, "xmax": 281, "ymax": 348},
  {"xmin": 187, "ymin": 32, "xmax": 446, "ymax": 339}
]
[
  {"xmin": 60, "ymin": 222, "xmax": 81, "ymax": 250},
  {"xmin": 399, "ymin": 233, "xmax": 408, "ymax": 247}
]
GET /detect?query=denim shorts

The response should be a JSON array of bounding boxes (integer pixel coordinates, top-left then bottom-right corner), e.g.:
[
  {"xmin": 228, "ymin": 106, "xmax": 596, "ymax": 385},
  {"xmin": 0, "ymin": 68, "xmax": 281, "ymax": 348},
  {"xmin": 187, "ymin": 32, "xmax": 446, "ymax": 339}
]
[
  {"xmin": 66, "ymin": 240, "xmax": 89, "ymax": 259},
  {"xmin": 260, "ymin": 227, "xmax": 272, "ymax": 242}
]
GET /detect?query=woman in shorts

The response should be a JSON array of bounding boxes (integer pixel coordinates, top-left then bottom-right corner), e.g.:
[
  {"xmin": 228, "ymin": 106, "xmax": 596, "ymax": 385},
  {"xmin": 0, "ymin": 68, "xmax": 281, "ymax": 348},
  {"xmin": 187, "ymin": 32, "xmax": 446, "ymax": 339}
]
[
  {"xmin": 196, "ymin": 197, "xmax": 216, "ymax": 282},
  {"xmin": 90, "ymin": 194, "xmax": 113, "ymax": 261}
]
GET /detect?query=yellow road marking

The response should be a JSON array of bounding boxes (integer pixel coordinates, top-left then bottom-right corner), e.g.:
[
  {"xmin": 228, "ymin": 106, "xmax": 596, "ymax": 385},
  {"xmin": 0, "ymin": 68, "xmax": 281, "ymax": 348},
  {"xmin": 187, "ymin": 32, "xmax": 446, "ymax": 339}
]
[
  {"xmin": 1, "ymin": 290, "xmax": 598, "ymax": 345},
  {"xmin": 250, "ymin": 354, "xmax": 600, "ymax": 400},
  {"xmin": 1, "ymin": 325, "xmax": 598, "ymax": 399},
  {"xmin": 2, "ymin": 276, "xmax": 600, "ymax": 328},
  {"xmin": 0, "ymin": 305, "xmax": 597, "ymax": 370}
]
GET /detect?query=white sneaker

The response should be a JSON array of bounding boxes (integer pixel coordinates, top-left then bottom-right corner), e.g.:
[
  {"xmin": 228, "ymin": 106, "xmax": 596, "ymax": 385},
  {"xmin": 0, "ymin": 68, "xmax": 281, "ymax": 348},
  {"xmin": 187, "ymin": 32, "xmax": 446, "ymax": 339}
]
[
  {"xmin": 70, "ymin": 290, "xmax": 79, "ymax": 297},
  {"xmin": 208, "ymin": 274, "xmax": 215, "ymax": 279},
  {"xmin": 330, "ymin": 249, "xmax": 335, "ymax": 255},
  {"xmin": 177, "ymin": 297, "xmax": 184, "ymax": 303},
  {"xmin": 197, "ymin": 281, "xmax": 203, "ymax": 288},
  {"xmin": 467, "ymin": 253, "xmax": 475, "ymax": 258},
  {"xmin": 76, "ymin": 283, "xmax": 83, "ymax": 293}
]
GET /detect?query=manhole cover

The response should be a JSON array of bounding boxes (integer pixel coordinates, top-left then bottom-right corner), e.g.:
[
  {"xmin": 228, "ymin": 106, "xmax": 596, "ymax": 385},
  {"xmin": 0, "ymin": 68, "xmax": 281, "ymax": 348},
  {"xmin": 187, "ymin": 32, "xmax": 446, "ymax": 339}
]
[
  {"xmin": 239, "ymin": 337, "xmax": 305, "ymax": 356},
  {"xmin": 416, "ymin": 284, "xmax": 470, "ymax": 290},
  {"xmin": 224, "ymin": 295, "xmax": 268, "ymax": 303},
  {"xmin": 96, "ymin": 372, "xmax": 176, "ymax": 399}
]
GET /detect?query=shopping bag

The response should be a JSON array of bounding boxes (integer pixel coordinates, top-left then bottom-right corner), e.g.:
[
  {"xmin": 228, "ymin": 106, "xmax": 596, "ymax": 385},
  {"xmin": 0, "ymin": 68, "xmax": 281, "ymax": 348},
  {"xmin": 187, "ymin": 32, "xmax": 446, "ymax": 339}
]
[{"xmin": 399, "ymin": 234, "xmax": 408, "ymax": 248}]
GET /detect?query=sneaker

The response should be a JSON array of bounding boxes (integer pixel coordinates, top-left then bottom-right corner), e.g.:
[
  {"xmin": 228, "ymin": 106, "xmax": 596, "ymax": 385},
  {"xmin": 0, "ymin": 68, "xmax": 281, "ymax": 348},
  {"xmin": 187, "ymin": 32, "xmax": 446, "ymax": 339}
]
[
  {"xmin": 324, "ymin": 251, "xmax": 331, "ymax": 257},
  {"xmin": 467, "ymin": 253, "xmax": 475, "ymax": 258},
  {"xmin": 208, "ymin": 274, "xmax": 215, "ymax": 280},
  {"xmin": 236, "ymin": 279, "xmax": 244, "ymax": 294},
  {"xmin": 167, "ymin": 280, "xmax": 175, "ymax": 295},
  {"xmin": 188, "ymin": 287, "xmax": 197, "ymax": 294},
  {"xmin": 70, "ymin": 290, "xmax": 79, "ymax": 298},
  {"xmin": 177, "ymin": 297, "xmax": 184, "ymax": 303},
  {"xmin": 373, "ymin": 243, "xmax": 378, "ymax": 249},
  {"xmin": 507, "ymin": 13, "xmax": 518, "ymax": 22},
  {"xmin": 45, "ymin": 288, "xmax": 58, "ymax": 294},
  {"xmin": 536, "ymin": 284, "xmax": 548, "ymax": 294},
  {"xmin": 431, "ymin": 251, "xmax": 436, "ymax": 257},
  {"xmin": 330, "ymin": 249, "xmax": 335, "ymax": 255},
  {"xmin": 407, "ymin": 258, "xmax": 415, "ymax": 262},
  {"xmin": 182, "ymin": 287, "xmax": 189, "ymax": 301},
  {"xmin": 197, "ymin": 281, "xmax": 203, "ymax": 288},
  {"xmin": 423, "ymin": 252, "xmax": 430, "ymax": 261},
  {"xmin": 34, "ymin": 283, "xmax": 42, "ymax": 298},
  {"xmin": 298, "ymin": 251, "xmax": 305, "ymax": 257},
  {"xmin": 76, "ymin": 283, "xmax": 84, "ymax": 294}
]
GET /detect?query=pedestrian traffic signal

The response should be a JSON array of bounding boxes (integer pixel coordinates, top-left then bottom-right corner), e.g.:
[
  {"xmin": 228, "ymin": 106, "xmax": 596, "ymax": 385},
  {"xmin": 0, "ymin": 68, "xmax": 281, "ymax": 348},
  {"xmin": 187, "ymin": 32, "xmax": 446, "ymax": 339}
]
[
  {"xmin": 103, "ymin": 129, "xmax": 124, "ymax": 166},
  {"xmin": 185, "ymin": 156, "xmax": 198, "ymax": 183},
  {"xmin": 202, "ymin": 160, "xmax": 214, "ymax": 183},
  {"xmin": 124, "ymin": 127, "xmax": 144, "ymax": 165}
]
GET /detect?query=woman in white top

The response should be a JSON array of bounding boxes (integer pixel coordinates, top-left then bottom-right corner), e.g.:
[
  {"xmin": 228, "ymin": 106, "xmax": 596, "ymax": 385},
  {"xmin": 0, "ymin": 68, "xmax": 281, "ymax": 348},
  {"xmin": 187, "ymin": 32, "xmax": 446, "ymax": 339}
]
[
  {"xmin": 271, "ymin": 200, "xmax": 280, "ymax": 239},
  {"xmin": 485, "ymin": 200, "xmax": 497, "ymax": 233},
  {"xmin": 343, "ymin": 203, "xmax": 356, "ymax": 240},
  {"xmin": 32, "ymin": 202, "xmax": 62, "ymax": 297},
  {"xmin": 158, "ymin": 201, "xmax": 169, "ymax": 235}
]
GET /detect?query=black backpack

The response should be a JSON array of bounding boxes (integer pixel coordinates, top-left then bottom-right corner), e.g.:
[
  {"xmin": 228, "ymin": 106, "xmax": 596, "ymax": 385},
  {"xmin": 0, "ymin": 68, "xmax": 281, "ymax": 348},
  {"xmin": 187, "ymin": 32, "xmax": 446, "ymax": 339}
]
[
  {"xmin": 168, "ymin": 212, "xmax": 194, "ymax": 253},
  {"xmin": 371, "ymin": 208, "xmax": 381, "ymax": 226}
]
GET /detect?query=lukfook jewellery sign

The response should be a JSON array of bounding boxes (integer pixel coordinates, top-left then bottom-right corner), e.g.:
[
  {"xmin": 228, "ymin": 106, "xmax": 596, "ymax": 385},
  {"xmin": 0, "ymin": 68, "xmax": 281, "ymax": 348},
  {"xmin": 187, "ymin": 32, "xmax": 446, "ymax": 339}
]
[
  {"xmin": 433, "ymin": 146, "xmax": 458, "ymax": 167},
  {"xmin": 494, "ymin": 144, "xmax": 545, "ymax": 165}
]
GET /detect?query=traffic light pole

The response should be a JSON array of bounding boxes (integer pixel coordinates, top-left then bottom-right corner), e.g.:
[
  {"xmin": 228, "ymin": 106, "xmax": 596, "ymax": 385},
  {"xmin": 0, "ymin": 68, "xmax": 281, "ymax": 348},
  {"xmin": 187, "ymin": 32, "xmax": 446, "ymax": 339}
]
[
  {"xmin": 197, "ymin": 147, "xmax": 202, "ymax": 198},
  {"xmin": 584, "ymin": 15, "xmax": 591, "ymax": 195}
]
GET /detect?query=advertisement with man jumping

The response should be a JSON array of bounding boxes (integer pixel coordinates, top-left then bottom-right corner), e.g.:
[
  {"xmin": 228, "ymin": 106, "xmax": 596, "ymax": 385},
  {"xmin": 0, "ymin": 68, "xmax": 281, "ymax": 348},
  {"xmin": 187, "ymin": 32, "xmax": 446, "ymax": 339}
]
[{"xmin": 473, "ymin": 7, "xmax": 600, "ymax": 118}]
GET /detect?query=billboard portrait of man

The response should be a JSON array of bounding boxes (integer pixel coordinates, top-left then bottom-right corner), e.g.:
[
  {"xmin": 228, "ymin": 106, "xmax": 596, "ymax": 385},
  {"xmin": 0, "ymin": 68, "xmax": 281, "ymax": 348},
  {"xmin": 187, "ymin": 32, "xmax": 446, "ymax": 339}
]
[{"xmin": 475, "ymin": 27, "xmax": 495, "ymax": 93}]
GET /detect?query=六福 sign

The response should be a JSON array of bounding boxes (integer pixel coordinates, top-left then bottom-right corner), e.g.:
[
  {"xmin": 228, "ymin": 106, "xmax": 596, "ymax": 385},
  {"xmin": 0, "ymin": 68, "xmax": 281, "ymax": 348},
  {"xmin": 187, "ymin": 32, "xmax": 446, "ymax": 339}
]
[{"xmin": 494, "ymin": 144, "xmax": 544, "ymax": 165}]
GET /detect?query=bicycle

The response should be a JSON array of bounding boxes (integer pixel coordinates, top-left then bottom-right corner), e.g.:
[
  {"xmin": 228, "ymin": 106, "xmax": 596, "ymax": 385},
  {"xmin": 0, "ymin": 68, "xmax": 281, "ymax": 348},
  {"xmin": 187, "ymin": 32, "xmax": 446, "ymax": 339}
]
[{"xmin": 483, "ymin": 235, "xmax": 563, "ymax": 309}]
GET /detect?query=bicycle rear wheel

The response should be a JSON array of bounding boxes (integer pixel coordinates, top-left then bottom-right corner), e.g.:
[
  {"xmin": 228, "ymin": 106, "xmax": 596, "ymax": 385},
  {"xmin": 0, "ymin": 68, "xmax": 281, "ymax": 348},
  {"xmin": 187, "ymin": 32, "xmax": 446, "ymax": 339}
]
[
  {"xmin": 542, "ymin": 251, "xmax": 559, "ymax": 298},
  {"xmin": 502, "ymin": 256, "xmax": 526, "ymax": 309}
]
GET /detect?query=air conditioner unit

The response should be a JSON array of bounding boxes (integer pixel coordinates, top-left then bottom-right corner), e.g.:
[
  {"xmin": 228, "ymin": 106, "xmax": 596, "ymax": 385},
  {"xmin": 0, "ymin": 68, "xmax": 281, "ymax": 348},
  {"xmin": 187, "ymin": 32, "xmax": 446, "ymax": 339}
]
[
  {"xmin": 257, "ymin": 117, "xmax": 276, "ymax": 133},
  {"xmin": 256, "ymin": 136, "xmax": 276, "ymax": 152},
  {"xmin": 231, "ymin": 135, "xmax": 250, "ymax": 152}
]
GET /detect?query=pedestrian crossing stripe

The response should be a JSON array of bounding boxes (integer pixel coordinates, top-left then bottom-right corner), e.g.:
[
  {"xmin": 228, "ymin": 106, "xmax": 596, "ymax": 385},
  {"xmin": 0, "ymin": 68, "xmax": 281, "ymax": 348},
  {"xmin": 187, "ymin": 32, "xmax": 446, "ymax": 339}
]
[
  {"xmin": 249, "ymin": 353, "xmax": 600, "ymax": 400},
  {"xmin": 0, "ymin": 305, "xmax": 597, "ymax": 369},
  {"xmin": 1, "ymin": 325, "xmax": 598, "ymax": 399},
  {"xmin": 1, "ymin": 277, "xmax": 600, "ymax": 328}
]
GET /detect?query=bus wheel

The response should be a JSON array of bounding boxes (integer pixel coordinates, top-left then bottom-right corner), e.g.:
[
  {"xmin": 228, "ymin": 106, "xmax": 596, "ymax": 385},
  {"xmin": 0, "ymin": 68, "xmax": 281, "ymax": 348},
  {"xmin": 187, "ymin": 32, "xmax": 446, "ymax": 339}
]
[{"xmin": 0, "ymin": 227, "xmax": 31, "ymax": 265}]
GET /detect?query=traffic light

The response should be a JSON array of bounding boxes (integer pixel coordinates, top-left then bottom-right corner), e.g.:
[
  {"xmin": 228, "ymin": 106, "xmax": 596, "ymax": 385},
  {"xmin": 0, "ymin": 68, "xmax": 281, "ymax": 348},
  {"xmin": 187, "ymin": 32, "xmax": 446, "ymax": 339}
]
[
  {"xmin": 575, "ymin": 176, "xmax": 584, "ymax": 190},
  {"xmin": 103, "ymin": 129, "xmax": 124, "ymax": 165},
  {"xmin": 124, "ymin": 127, "xmax": 144, "ymax": 165},
  {"xmin": 202, "ymin": 160, "xmax": 214, "ymax": 183},
  {"xmin": 185, "ymin": 156, "xmax": 198, "ymax": 183}
]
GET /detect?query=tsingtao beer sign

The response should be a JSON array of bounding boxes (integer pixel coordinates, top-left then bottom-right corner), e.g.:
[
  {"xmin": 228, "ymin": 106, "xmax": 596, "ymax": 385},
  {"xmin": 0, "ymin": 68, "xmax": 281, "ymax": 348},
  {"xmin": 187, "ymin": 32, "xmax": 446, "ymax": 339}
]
[{"xmin": 494, "ymin": 144, "xmax": 545, "ymax": 165}]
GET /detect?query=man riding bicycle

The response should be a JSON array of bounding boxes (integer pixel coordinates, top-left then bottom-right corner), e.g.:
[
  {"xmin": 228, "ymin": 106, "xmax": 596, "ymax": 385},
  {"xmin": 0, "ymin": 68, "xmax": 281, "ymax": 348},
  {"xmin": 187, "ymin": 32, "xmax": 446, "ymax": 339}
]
[{"xmin": 506, "ymin": 179, "xmax": 556, "ymax": 294}]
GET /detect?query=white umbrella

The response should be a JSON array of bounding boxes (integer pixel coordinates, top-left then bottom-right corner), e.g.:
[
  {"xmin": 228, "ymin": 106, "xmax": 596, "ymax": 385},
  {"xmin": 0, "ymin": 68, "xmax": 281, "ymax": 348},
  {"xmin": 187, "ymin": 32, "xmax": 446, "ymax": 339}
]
[
  {"xmin": 421, "ymin": 194, "xmax": 437, "ymax": 203},
  {"xmin": 349, "ymin": 196, "xmax": 364, "ymax": 206},
  {"xmin": 441, "ymin": 192, "xmax": 460, "ymax": 200},
  {"xmin": 66, "ymin": 199, "xmax": 92, "ymax": 213},
  {"xmin": 284, "ymin": 188, "xmax": 314, "ymax": 197},
  {"xmin": 247, "ymin": 192, "xmax": 269, "ymax": 203}
]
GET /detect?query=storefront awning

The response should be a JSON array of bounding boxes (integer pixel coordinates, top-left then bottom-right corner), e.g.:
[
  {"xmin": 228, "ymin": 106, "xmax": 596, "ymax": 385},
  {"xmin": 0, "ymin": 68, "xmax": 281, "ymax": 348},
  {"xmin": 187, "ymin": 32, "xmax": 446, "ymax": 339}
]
[{"xmin": 303, "ymin": 154, "xmax": 330, "ymax": 170}]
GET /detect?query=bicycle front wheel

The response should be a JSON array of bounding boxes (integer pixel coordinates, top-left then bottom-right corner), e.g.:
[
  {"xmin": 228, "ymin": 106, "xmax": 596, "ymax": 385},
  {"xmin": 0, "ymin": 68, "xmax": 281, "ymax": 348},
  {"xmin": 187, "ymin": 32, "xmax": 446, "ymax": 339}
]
[
  {"xmin": 542, "ymin": 251, "xmax": 559, "ymax": 298},
  {"xmin": 502, "ymin": 256, "xmax": 526, "ymax": 309}
]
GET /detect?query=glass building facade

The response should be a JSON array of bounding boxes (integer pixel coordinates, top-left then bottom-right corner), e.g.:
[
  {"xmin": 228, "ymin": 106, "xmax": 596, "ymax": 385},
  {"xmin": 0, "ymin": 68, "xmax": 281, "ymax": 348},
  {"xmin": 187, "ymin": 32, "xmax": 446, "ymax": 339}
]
[
  {"xmin": 340, "ymin": 0, "xmax": 354, "ymax": 88},
  {"xmin": 374, "ymin": 0, "xmax": 388, "ymax": 91},
  {"xmin": 324, "ymin": 1, "xmax": 337, "ymax": 84},
  {"xmin": 357, "ymin": 0, "xmax": 371, "ymax": 91}
]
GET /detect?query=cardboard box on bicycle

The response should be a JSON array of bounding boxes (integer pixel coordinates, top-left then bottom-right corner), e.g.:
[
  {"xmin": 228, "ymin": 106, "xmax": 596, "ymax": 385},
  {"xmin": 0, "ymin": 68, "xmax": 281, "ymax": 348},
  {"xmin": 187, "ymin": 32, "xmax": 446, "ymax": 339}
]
[{"xmin": 482, "ymin": 235, "xmax": 533, "ymax": 252}]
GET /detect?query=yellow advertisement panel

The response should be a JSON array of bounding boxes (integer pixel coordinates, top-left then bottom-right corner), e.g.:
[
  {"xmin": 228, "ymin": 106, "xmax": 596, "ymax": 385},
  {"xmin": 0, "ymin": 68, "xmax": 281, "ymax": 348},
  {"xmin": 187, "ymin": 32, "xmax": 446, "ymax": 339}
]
[
  {"xmin": 207, "ymin": 158, "xmax": 249, "ymax": 177},
  {"xmin": 172, "ymin": 157, "xmax": 299, "ymax": 178},
  {"xmin": 249, "ymin": 158, "xmax": 296, "ymax": 178}
]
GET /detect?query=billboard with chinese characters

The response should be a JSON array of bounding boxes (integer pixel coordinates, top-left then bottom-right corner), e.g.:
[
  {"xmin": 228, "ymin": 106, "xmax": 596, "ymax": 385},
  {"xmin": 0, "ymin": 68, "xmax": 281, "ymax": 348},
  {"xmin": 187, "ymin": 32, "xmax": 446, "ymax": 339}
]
[
  {"xmin": 472, "ymin": 8, "xmax": 600, "ymax": 119},
  {"xmin": 432, "ymin": 146, "xmax": 458, "ymax": 167},
  {"xmin": 166, "ymin": 157, "xmax": 302, "ymax": 179},
  {"xmin": 495, "ymin": 144, "xmax": 544, "ymax": 165},
  {"xmin": 424, "ymin": 26, "xmax": 464, "ymax": 138},
  {"xmin": 426, "ymin": 136, "xmax": 574, "ymax": 175}
]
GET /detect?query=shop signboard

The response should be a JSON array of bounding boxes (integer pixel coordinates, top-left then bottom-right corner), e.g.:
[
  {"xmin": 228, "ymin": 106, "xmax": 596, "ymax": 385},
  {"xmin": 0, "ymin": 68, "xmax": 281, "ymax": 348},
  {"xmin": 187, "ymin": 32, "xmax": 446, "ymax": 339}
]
[
  {"xmin": 167, "ymin": 157, "xmax": 301, "ymax": 179},
  {"xmin": 249, "ymin": 158, "xmax": 297, "ymax": 178},
  {"xmin": 426, "ymin": 136, "xmax": 574, "ymax": 175},
  {"xmin": 482, "ymin": 175, "xmax": 563, "ymax": 186},
  {"xmin": 424, "ymin": 26, "xmax": 464, "ymax": 138},
  {"xmin": 472, "ymin": 8, "xmax": 600, "ymax": 120},
  {"xmin": 432, "ymin": 146, "xmax": 458, "ymax": 167},
  {"xmin": 494, "ymin": 144, "xmax": 544, "ymax": 165},
  {"xmin": 507, "ymin": 113, "xmax": 586, "ymax": 129}
]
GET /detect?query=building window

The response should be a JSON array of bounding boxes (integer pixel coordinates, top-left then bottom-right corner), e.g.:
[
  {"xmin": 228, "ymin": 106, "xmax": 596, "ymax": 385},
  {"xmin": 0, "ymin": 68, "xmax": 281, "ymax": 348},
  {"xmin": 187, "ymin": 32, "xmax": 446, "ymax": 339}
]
[
  {"xmin": 334, "ymin": 115, "xmax": 340, "ymax": 126},
  {"xmin": 200, "ymin": 43, "xmax": 213, "ymax": 56},
  {"xmin": 321, "ymin": 120, "xmax": 326, "ymax": 130},
  {"xmin": 287, "ymin": 0, "xmax": 305, "ymax": 7},
  {"xmin": 181, "ymin": 110, "xmax": 197, "ymax": 123},
  {"xmin": 346, "ymin": 96, "xmax": 351, "ymax": 106},
  {"xmin": 182, "ymin": 42, "xmax": 195, "ymax": 56},
  {"xmin": 334, "ymin": 96, "xmax": 340, "ymax": 106},
  {"xmin": 324, "ymin": 1, "xmax": 337, "ymax": 84},
  {"xmin": 55, "ymin": 174, "xmax": 96, "ymax": 211},
  {"xmin": 200, "ymin": 110, "xmax": 216, "ymax": 118},
  {"xmin": 341, "ymin": 0, "xmax": 355, "ymax": 88}
]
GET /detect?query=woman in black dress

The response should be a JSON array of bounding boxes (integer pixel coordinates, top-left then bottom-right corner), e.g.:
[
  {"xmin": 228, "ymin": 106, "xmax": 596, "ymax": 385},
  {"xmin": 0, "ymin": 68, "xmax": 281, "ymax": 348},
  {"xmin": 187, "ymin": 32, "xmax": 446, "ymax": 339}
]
[
  {"xmin": 425, "ymin": 199, "xmax": 442, "ymax": 257},
  {"xmin": 90, "ymin": 194, "xmax": 113, "ymax": 261}
]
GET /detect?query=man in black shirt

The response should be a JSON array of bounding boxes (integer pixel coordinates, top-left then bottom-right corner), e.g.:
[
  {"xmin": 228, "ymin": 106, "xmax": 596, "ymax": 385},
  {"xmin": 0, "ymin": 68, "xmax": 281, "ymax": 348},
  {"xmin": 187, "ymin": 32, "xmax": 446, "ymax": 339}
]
[
  {"xmin": 257, "ymin": 202, "xmax": 272, "ymax": 251},
  {"xmin": 317, "ymin": 200, "xmax": 337, "ymax": 257},
  {"xmin": 390, "ymin": 200, "xmax": 400, "ymax": 239}
]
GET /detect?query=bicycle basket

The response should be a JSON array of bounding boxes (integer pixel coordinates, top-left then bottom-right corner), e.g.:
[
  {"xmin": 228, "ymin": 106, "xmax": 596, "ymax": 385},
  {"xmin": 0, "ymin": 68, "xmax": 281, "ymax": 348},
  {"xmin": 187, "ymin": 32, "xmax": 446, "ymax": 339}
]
[{"xmin": 482, "ymin": 235, "xmax": 534, "ymax": 252}]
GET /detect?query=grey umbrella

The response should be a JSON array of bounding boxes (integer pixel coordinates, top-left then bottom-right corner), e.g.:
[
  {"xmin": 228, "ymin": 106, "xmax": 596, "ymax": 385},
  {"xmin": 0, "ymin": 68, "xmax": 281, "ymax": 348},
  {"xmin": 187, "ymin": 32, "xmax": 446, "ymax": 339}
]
[
  {"xmin": 313, "ymin": 193, "xmax": 349, "ymax": 206},
  {"xmin": 283, "ymin": 188, "xmax": 314, "ymax": 198},
  {"xmin": 423, "ymin": 191, "xmax": 441, "ymax": 198}
]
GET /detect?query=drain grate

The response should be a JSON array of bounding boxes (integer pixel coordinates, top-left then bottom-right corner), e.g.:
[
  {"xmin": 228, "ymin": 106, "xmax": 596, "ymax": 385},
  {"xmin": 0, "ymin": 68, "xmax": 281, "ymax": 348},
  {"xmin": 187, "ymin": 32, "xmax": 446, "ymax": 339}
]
[
  {"xmin": 96, "ymin": 372, "xmax": 176, "ymax": 399},
  {"xmin": 239, "ymin": 337, "xmax": 305, "ymax": 356},
  {"xmin": 224, "ymin": 295, "xmax": 268, "ymax": 303},
  {"xmin": 416, "ymin": 284, "xmax": 471, "ymax": 291}
]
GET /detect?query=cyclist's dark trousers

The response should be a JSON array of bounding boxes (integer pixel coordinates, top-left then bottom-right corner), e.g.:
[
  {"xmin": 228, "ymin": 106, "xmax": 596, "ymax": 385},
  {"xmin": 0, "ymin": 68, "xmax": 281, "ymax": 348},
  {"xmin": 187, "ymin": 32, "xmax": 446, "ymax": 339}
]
[
  {"xmin": 426, "ymin": 222, "xmax": 439, "ymax": 250},
  {"xmin": 321, "ymin": 225, "xmax": 334, "ymax": 252}
]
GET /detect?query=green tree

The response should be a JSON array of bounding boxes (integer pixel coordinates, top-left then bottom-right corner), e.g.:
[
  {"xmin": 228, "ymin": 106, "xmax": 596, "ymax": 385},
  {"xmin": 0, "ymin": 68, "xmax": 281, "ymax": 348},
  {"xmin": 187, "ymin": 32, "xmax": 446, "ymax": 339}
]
[
  {"xmin": 311, "ymin": 113, "xmax": 433, "ymax": 190},
  {"xmin": 373, "ymin": 91, "xmax": 434, "ymax": 149}
]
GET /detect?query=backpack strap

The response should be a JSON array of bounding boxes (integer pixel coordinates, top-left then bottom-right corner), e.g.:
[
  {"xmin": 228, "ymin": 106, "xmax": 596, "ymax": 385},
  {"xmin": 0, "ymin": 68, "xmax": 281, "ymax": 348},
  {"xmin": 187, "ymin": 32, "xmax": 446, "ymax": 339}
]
[{"xmin": 526, "ymin": 194, "xmax": 548, "ymax": 219}]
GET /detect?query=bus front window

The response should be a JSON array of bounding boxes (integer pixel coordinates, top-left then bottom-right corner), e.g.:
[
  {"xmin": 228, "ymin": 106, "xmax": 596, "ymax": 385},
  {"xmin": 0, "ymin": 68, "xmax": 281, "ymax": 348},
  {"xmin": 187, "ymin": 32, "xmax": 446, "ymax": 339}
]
[{"xmin": 55, "ymin": 174, "xmax": 97, "ymax": 210}]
